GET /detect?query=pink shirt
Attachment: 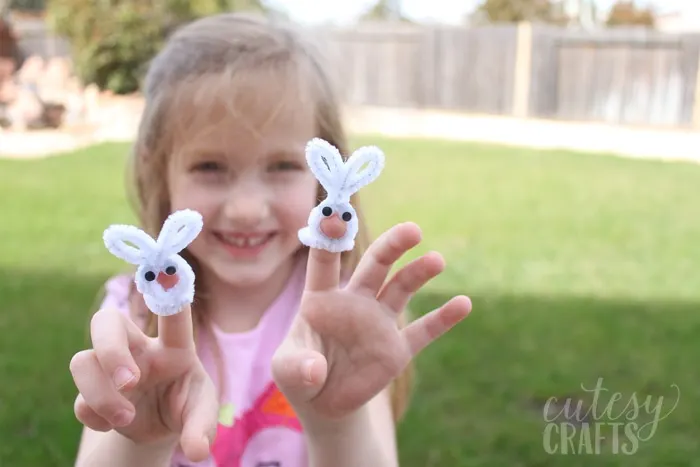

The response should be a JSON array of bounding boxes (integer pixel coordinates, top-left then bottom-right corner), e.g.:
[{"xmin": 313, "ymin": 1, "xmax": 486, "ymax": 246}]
[{"xmin": 100, "ymin": 257, "xmax": 309, "ymax": 467}]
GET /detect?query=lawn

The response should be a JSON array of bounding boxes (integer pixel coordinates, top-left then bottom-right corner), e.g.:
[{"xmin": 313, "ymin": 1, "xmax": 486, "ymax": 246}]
[{"xmin": 1, "ymin": 136, "xmax": 699, "ymax": 466}]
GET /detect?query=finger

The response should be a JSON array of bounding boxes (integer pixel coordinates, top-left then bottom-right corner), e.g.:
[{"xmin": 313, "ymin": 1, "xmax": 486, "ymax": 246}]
[
  {"xmin": 74, "ymin": 394, "xmax": 113, "ymax": 432},
  {"xmin": 180, "ymin": 376, "xmax": 220, "ymax": 463},
  {"xmin": 70, "ymin": 350, "xmax": 135, "ymax": 428},
  {"xmin": 377, "ymin": 251, "xmax": 445, "ymax": 313},
  {"xmin": 402, "ymin": 296, "xmax": 472, "ymax": 357},
  {"xmin": 159, "ymin": 303, "xmax": 195, "ymax": 350},
  {"xmin": 346, "ymin": 222, "xmax": 422, "ymax": 295},
  {"xmin": 271, "ymin": 346, "xmax": 328, "ymax": 404},
  {"xmin": 305, "ymin": 247, "xmax": 341, "ymax": 291},
  {"xmin": 91, "ymin": 308, "xmax": 148, "ymax": 391}
]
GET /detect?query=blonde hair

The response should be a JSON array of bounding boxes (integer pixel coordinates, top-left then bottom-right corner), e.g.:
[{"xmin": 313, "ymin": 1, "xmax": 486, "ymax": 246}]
[{"xmin": 121, "ymin": 12, "xmax": 414, "ymax": 421}]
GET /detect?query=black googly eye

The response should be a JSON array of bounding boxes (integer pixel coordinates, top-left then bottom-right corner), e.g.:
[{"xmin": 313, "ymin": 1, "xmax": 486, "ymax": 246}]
[
  {"xmin": 144, "ymin": 271, "xmax": 156, "ymax": 282},
  {"xmin": 342, "ymin": 212, "xmax": 352, "ymax": 222},
  {"xmin": 165, "ymin": 266, "xmax": 176, "ymax": 275},
  {"xmin": 322, "ymin": 206, "xmax": 332, "ymax": 217}
]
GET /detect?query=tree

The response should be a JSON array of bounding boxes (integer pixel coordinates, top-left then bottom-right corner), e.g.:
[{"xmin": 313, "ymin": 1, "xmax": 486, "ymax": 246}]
[
  {"xmin": 606, "ymin": 0, "xmax": 655, "ymax": 28},
  {"xmin": 45, "ymin": 0, "xmax": 272, "ymax": 95},
  {"xmin": 478, "ymin": 0, "xmax": 558, "ymax": 23},
  {"xmin": 228, "ymin": 0, "xmax": 266, "ymax": 11},
  {"xmin": 359, "ymin": 0, "xmax": 412, "ymax": 22}
]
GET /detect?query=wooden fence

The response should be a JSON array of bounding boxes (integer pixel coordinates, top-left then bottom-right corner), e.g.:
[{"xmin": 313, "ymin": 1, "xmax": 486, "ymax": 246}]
[
  {"xmin": 527, "ymin": 24, "xmax": 700, "ymax": 127},
  {"xmin": 11, "ymin": 19, "xmax": 700, "ymax": 128},
  {"xmin": 13, "ymin": 18, "xmax": 70, "ymax": 59}
]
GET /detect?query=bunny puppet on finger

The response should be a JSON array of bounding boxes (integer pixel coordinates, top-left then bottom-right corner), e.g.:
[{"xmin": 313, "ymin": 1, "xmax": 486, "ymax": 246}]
[
  {"xmin": 103, "ymin": 209, "xmax": 204, "ymax": 316},
  {"xmin": 298, "ymin": 137, "xmax": 385, "ymax": 253}
]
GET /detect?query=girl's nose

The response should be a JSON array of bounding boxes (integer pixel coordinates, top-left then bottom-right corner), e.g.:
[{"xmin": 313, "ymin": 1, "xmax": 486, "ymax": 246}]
[
  {"xmin": 223, "ymin": 184, "xmax": 270, "ymax": 225},
  {"xmin": 320, "ymin": 213, "xmax": 346, "ymax": 239}
]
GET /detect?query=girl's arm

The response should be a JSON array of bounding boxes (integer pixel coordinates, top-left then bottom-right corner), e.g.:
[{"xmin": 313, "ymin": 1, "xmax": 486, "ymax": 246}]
[
  {"xmin": 74, "ymin": 428, "xmax": 177, "ymax": 467},
  {"xmin": 302, "ymin": 389, "xmax": 399, "ymax": 467}
]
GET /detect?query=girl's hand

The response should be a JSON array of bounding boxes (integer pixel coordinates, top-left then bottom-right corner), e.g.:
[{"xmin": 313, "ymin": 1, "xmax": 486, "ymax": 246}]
[
  {"xmin": 271, "ymin": 222, "xmax": 472, "ymax": 421},
  {"xmin": 69, "ymin": 304, "xmax": 219, "ymax": 462}
]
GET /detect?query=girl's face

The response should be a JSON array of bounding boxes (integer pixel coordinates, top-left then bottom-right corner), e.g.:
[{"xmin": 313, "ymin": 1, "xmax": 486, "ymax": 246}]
[{"xmin": 166, "ymin": 74, "xmax": 319, "ymax": 291}]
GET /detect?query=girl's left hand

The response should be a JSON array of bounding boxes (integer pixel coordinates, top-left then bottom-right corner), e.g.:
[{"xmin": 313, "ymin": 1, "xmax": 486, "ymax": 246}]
[{"xmin": 271, "ymin": 222, "xmax": 472, "ymax": 422}]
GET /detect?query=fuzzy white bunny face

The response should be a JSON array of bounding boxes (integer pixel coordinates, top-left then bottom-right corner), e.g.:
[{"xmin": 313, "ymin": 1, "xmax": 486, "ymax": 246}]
[
  {"xmin": 103, "ymin": 209, "xmax": 203, "ymax": 316},
  {"xmin": 298, "ymin": 138, "xmax": 384, "ymax": 253}
]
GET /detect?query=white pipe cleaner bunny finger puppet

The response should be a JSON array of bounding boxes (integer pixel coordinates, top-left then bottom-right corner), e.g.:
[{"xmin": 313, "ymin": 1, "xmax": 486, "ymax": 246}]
[
  {"xmin": 103, "ymin": 209, "xmax": 204, "ymax": 316},
  {"xmin": 298, "ymin": 138, "xmax": 385, "ymax": 253}
]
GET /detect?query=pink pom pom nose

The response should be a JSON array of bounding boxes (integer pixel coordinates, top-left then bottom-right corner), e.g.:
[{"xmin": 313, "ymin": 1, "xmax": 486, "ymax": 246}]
[{"xmin": 157, "ymin": 271, "xmax": 179, "ymax": 290}]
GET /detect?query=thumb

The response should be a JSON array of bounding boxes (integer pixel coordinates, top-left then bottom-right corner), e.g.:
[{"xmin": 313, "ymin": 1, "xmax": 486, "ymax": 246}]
[
  {"xmin": 271, "ymin": 346, "xmax": 328, "ymax": 404},
  {"xmin": 180, "ymin": 376, "xmax": 219, "ymax": 462}
]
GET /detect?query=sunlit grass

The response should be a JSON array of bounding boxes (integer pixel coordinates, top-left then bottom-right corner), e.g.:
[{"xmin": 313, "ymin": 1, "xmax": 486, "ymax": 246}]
[{"xmin": 1, "ymin": 137, "xmax": 698, "ymax": 466}]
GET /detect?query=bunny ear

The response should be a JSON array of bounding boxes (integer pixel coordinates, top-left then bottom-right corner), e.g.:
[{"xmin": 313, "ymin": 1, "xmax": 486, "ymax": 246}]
[
  {"xmin": 156, "ymin": 209, "xmax": 204, "ymax": 257},
  {"xmin": 103, "ymin": 224, "xmax": 158, "ymax": 265},
  {"xmin": 305, "ymin": 138, "xmax": 345, "ymax": 192},
  {"xmin": 341, "ymin": 145, "xmax": 385, "ymax": 196}
]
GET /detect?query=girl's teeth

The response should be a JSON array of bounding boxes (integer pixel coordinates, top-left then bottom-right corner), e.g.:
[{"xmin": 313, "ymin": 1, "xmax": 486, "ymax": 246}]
[
  {"xmin": 222, "ymin": 235, "xmax": 268, "ymax": 247},
  {"xmin": 248, "ymin": 236, "xmax": 266, "ymax": 246}
]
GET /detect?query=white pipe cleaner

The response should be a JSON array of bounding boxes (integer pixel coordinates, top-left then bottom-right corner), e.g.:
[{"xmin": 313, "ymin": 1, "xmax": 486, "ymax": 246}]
[
  {"xmin": 298, "ymin": 138, "xmax": 385, "ymax": 253},
  {"xmin": 102, "ymin": 209, "xmax": 204, "ymax": 316}
]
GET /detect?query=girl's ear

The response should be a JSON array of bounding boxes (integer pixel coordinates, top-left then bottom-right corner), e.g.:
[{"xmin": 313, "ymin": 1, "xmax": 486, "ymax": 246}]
[
  {"xmin": 341, "ymin": 145, "xmax": 385, "ymax": 196},
  {"xmin": 156, "ymin": 209, "xmax": 204, "ymax": 257},
  {"xmin": 103, "ymin": 225, "xmax": 158, "ymax": 265},
  {"xmin": 305, "ymin": 138, "xmax": 345, "ymax": 193}
]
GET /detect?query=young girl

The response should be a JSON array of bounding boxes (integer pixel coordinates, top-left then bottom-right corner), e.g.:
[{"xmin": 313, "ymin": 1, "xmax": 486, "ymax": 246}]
[{"xmin": 68, "ymin": 12, "xmax": 472, "ymax": 467}]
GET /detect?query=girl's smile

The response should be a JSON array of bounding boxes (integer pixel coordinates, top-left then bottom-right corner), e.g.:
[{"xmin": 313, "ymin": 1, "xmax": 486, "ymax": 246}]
[{"xmin": 212, "ymin": 230, "xmax": 278, "ymax": 259}]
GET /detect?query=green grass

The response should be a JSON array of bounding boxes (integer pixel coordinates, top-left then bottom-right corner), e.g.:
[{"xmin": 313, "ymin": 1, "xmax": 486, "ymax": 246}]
[{"xmin": 1, "ymin": 137, "xmax": 699, "ymax": 466}]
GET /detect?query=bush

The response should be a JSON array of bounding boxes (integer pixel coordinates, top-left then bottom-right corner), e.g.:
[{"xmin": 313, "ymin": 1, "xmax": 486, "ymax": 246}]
[{"xmin": 45, "ymin": 0, "xmax": 243, "ymax": 94}]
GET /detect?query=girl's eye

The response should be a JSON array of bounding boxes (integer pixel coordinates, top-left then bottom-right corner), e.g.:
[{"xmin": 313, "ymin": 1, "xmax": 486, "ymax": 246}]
[
  {"xmin": 192, "ymin": 161, "xmax": 224, "ymax": 172},
  {"xmin": 269, "ymin": 161, "xmax": 301, "ymax": 172}
]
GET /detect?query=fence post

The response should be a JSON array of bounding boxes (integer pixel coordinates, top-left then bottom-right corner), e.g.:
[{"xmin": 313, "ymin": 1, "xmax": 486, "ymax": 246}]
[
  {"xmin": 693, "ymin": 46, "xmax": 700, "ymax": 129},
  {"xmin": 512, "ymin": 21, "xmax": 533, "ymax": 118}
]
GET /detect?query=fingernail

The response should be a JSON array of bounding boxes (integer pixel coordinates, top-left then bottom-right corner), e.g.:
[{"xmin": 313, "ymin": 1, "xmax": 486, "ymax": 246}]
[
  {"xmin": 113, "ymin": 409, "xmax": 134, "ymax": 427},
  {"xmin": 113, "ymin": 367, "xmax": 135, "ymax": 389},
  {"xmin": 303, "ymin": 358, "xmax": 315, "ymax": 384}
]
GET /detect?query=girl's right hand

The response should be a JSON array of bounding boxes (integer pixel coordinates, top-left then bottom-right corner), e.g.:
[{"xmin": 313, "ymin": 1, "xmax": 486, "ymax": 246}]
[{"xmin": 69, "ymin": 305, "xmax": 219, "ymax": 462}]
